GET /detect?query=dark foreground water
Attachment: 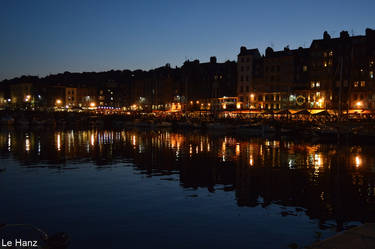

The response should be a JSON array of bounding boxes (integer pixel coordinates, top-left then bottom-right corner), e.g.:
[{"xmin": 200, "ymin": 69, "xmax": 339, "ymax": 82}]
[{"xmin": 0, "ymin": 128, "xmax": 374, "ymax": 249}]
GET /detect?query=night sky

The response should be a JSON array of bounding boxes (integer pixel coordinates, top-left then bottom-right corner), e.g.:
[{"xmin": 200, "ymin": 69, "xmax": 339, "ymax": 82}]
[{"xmin": 1, "ymin": 0, "xmax": 374, "ymax": 80}]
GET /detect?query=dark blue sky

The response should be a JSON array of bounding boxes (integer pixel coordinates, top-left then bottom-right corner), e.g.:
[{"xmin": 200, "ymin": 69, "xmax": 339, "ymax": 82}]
[{"xmin": 1, "ymin": 0, "xmax": 374, "ymax": 80}]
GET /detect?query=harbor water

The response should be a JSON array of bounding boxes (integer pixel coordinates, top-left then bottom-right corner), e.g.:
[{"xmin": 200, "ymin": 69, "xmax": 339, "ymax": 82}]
[{"xmin": 0, "ymin": 128, "xmax": 374, "ymax": 249}]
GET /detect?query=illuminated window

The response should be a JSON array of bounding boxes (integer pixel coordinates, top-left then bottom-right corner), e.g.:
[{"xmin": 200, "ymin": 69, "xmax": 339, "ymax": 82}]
[
  {"xmin": 354, "ymin": 81, "xmax": 359, "ymax": 87},
  {"xmin": 303, "ymin": 65, "xmax": 308, "ymax": 72},
  {"xmin": 311, "ymin": 82, "xmax": 315, "ymax": 88},
  {"xmin": 361, "ymin": 81, "xmax": 366, "ymax": 87},
  {"xmin": 370, "ymin": 71, "xmax": 374, "ymax": 79},
  {"xmin": 316, "ymin": 82, "xmax": 320, "ymax": 88},
  {"xmin": 329, "ymin": 51, "xmax": 333, "ymax": 56},
  {"xmin": 323, "ymin": 52, "xmax": 328, "ymax": 57},
  {"xmin": 316, "ymin": 92, "xmax": 320, "ymax": 97}
]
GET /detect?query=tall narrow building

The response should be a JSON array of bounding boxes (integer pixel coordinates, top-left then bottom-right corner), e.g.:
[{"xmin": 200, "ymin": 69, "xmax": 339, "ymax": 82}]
[{"xmin": 237, "ymin": 47, "xmax": 260, "ymax": 108}]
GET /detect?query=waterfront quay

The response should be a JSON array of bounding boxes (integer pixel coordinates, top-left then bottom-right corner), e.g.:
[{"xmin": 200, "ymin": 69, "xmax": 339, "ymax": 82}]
[
  {"xmin": 1, "ymin": 109, "xmax": 375, "ymax": 142},
  {"xmin": 310, "ymin": 223, "xmax": 375, "ymax": 249}
]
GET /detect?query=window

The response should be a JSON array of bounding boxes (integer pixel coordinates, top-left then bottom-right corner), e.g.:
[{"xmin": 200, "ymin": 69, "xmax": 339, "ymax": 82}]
[
  {"xmin": 246, "ymin": 58, "xmax": 250, "ymax": 62},
  {"xmin": 240, "ymin": 86, "xmax": 243, "ymax": 93},
  {"xmin": 329, "ymin": 51, "xmax": 333, "ymax": 56},
  {"xmin": 241, "ymin": 66, "xmax": 244, "ymax": 72},
  {"xmin": 370, "ymin": 71, "xmax": 374, "ymax": 79},
  {"xmin": 271, "ymin": 66, "xmax": 275, "ymax": 72},
  {"xmin": 316, "ymin": 82, "xmax": 320, "ymax": 88},
  {"xmin": 270, "ymin": 76, "xmax": 274, "ymax": 82},
  {"xmin": 245, "ymin": 75, "xmax": 249, "ymax": 81},
  {"xmin": 303, "ymin": 65, "xmax": 307, "ymax": 72},
  {"xmin": 311, "ymin": 82, "xmax": 315, "ymax": 88},
  {"xmin": 276, "ymin": 65, "xmax": 280, "ymax": 72},
  {"xmin": 316, "ymin": 92, "xmax": 320, "ymax": 97},
  {"xmin": 240, "ymin": 76, "xmax": 243, "ymax": 82},
  {"xmin": 323, "ymin": 61, "xmax": 328, "ymax": 67},
  {"xmin": 361, "ymin": 81, "xmax": 366, "ymax": 87},
  {"xmin": 354, "ymin": 81, "xmax": 359, "ymax": 87},
  {"xmin": 258, "ymin": 95, "xmax": 263, "ymax": 101},
  {"xmin": 246, "ymin": 66, "xmax": 250, "ymax": 71},
  {"xmin": 246, "ymin": 86, "xmax": 249, "ymax": 92}
]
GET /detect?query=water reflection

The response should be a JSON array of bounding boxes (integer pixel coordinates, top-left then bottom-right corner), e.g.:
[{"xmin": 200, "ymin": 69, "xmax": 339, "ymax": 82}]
[{"xmin": 0, "ymin": 128, "xmax": 375, "ymax": 231}]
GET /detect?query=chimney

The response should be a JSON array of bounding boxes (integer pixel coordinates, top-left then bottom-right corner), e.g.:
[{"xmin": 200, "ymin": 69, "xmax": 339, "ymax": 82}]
[
  {"xmin": 340, "ymin": 30, "xmax": 349, "ymax": 39},
  {"xmin": 265, "ymin": 47, "xmax": 274, "ymax": 56},
  {"xmin": 210, "ymin": 56, "xmax": 217, "ymax": 64},
  {"xmin": 323, "ymin": 31, "xmax": 331, "ymax": 40}
]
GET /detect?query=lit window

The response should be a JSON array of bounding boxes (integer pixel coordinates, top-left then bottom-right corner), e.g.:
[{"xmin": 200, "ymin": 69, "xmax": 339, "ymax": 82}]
[
  {"xmin": 303, "ymin": 65, "xmax": 308, "ymax": 72},
  {"xmin": 354, "ymin": 81, "xmax": 359, "ymax": 87},
  {"xmin": 316, "ymin": 92, "xmax": 320, "ymax": 97},
  {"xmin": 329, "ymin": 51, "xmax": 333, "ymax": 56},
  {"xmin": 311, "ymin": 82, "xmax": 315, "ymax": 88},
  {"xmin": 370, "ymin": 71, "xmax": 374, "ymax": 79},
  {"xmin": 316, "ymin": 82, "xmax": 320, "ymax": 88},
  {"xmin": 361, "ymin": 81, "xmax": 366, "ymax": 87}
]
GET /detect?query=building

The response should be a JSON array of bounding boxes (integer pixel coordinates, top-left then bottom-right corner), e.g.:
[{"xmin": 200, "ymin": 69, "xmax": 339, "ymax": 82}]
[
  {"xmin": 237, "ymin": 27, "xmax": 375, "ymax": 113},
  {"xmin": 237, "ymin": 47, "xmax": 261, "ymax": 108}
]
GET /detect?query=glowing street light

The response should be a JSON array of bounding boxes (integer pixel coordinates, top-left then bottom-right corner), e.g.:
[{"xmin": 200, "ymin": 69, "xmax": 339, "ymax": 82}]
[{"xmin": 355, "ymin": 155, "xmax": 362, "ymax": 168}]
